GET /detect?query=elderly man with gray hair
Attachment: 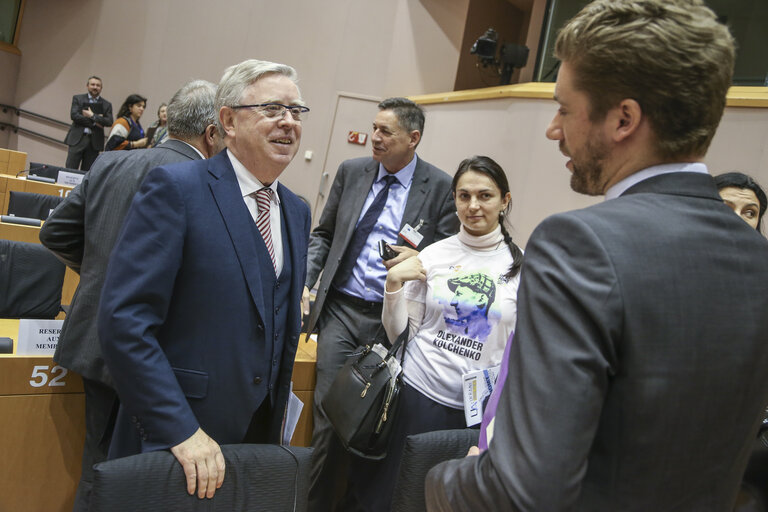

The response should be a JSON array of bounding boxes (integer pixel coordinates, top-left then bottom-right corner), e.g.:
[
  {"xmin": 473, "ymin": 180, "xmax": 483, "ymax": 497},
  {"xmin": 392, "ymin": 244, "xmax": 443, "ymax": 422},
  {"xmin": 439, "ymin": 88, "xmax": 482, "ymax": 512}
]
[
  {"xmin": 41, "ymin": 78, "xmax": 222, "ymax": 512},
  {"xmin": 97, "ymin": 59, "xmax": 311, "ymax": 500}
]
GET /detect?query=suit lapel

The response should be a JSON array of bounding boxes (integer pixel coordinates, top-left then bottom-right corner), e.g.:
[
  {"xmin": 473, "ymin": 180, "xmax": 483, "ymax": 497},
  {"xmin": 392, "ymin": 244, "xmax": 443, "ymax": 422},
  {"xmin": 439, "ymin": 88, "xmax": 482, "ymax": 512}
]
[
  {"xmin": 206, "ymin": 152, "xmax": 266, "ymax": 320},
  {"xmin": 400, "ymin": 157, "xmax": 431, "ymax": 233},
  {"xmin": 277, "ymin": 184, "xmax": 306, "ymax": 335},
  {"xmin": 340, "ymin": 160, "xmax": 379, "ymax": 248}
]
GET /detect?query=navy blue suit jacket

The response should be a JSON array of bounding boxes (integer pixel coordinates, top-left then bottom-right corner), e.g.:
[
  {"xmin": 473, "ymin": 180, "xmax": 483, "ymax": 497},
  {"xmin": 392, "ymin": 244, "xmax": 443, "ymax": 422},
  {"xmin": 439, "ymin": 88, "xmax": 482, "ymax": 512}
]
[{"xmin": 99, "ymin": 150, "xmax": 310, "ymax": 458}]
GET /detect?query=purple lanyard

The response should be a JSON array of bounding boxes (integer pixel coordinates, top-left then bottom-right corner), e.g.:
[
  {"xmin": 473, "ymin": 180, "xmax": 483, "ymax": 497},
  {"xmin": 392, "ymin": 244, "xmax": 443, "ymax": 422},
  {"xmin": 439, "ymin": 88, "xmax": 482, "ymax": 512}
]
[{"xmin": 478, "ymin": 329, "xmax": 514, "ymax": 451}]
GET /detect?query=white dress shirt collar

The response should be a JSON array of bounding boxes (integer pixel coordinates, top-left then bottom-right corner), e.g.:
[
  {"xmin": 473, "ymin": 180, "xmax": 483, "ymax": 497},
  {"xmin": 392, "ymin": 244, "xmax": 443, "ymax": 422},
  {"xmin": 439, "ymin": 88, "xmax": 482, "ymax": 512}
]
[
  {"xmin": 227, "ymin": 149, "xmax": 281, "ymax": 205},
  {"xmin": 226, "ymin": 149, "xmax": 284, "ymax": 275},
  {"xmin": 377, "ymin": 154, "xmax": 417, "ymax": 187}
]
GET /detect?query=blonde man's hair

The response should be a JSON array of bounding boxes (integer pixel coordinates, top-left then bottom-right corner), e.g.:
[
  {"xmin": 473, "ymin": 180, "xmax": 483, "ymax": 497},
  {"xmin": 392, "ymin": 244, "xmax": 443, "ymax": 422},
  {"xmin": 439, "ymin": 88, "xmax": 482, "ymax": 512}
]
[{"xmin": 555, "ymin": 0, "xmax": 735, "ymax": 160}]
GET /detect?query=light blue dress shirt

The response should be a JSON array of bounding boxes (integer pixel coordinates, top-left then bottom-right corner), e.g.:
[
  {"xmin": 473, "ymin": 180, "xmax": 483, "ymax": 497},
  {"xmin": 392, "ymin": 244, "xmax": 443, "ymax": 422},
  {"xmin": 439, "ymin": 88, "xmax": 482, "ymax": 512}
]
[{"xmin": 338, "ymin": 155, "xmax": 418, "ymax": 301}]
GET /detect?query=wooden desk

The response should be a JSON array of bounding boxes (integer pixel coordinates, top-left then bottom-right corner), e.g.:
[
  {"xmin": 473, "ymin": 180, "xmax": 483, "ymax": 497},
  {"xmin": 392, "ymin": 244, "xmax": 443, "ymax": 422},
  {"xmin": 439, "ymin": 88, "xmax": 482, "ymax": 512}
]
[
  {"xmin": 0, "ymin": 174, "xmax": 74, "ymax": 216},
  {"xmin": 292, "ymin": 335, "xmax": 318, "ymax": 447},
  {"xmin": 0, "ymin": 149, "xmax": 27, "ymax": 176},
  {"xmin": 0, "ymin": 320, "xmax": 317, "ymax": 512},
  {"xmin": 0, "ymin": 218, "xmax": 41, "ymax": 243},
  {"xmin": 0, "ymin": 319, "xmax": 84, "ymax": 512}
]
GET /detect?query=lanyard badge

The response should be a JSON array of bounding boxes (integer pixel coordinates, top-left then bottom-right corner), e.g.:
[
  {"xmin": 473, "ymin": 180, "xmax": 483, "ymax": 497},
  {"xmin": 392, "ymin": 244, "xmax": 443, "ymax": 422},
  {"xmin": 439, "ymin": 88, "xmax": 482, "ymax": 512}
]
[{"xmin": 399, "ymin": 219, "xmax": 425, "ymax": 248}]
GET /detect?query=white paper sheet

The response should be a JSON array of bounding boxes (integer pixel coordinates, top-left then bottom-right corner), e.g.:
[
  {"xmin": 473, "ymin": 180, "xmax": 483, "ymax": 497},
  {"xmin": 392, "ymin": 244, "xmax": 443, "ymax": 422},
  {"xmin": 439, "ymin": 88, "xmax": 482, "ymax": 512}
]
[{"xmin": 283, "ymin": 384, "xmax": 304, "ymax": 445}]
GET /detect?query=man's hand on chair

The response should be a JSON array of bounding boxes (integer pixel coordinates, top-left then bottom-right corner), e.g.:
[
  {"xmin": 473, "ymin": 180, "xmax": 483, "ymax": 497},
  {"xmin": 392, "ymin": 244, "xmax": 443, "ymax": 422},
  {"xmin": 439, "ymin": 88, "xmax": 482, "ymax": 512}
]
[{"xmin": 171, "ymin": 427, "xmax": 225, "ymax": 498}]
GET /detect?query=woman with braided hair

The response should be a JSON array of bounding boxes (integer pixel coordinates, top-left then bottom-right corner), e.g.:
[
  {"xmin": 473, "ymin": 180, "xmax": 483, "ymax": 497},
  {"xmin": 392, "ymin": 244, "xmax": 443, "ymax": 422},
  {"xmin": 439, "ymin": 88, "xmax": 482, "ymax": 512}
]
[{"xmin": 346, "ymin": 155, "xmax": 522, "ymax": 512}]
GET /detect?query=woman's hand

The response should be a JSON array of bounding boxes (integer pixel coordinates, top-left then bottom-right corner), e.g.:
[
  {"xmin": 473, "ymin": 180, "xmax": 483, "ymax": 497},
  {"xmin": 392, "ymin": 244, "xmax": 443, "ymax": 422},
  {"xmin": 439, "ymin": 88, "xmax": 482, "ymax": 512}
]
[
  {"xmin": 383, "ymin": 245, "xmax": 418, "ymax": 270},
  {"xmin": 385, "ymin": 256, "xmax": 426, "ymax": 292},
  {"xmin": 134, "ymin": 137, "xmax": 149, "ymax": 148}
]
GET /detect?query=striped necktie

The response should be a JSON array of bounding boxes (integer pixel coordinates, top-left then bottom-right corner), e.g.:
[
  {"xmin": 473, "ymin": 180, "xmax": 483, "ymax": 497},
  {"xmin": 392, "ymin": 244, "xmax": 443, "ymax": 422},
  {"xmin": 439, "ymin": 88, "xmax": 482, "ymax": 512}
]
[{"xmin": 254, "ymin": 187, "xmax": 276, "ymax": 272}]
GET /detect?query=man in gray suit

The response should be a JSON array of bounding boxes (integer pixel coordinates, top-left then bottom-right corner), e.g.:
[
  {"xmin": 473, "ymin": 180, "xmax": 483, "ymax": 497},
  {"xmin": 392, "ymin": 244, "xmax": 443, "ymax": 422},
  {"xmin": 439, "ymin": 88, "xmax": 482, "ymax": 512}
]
[
  {"xmin": 305, "ymin": 97, "xmax": 459, "ymax": 510},
  {"xmin": 39, "ymin": 79, "xmax": 222, "ymax": 512},
  {"xmin": 65, "ymin": 76, "xmax": 113, "ymax": 171},
  {"xmin": 427, "ymin": 1, "xmax": 768, "ymax": 510}
]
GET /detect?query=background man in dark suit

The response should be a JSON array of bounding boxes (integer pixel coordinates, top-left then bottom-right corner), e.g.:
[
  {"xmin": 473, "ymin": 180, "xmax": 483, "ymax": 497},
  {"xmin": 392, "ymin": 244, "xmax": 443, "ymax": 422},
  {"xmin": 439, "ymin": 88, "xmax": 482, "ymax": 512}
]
[
  {"xmin": 305, "ymin": 97, "xmax": 459, "ymax": 510},
  {"xmin": 97, "ymin": 59, "xmax": 311, "ymax": 500},
  {"xmin": 65, "ymin": 76, "xmax": 113, "ymax": 171},
  {"xmin": 427, "ymin": 1, "xmax": 768, "ymax": 510},
  {"xmin": 40, "ymin": 79, "xmax": 220, "ymax": 512}
]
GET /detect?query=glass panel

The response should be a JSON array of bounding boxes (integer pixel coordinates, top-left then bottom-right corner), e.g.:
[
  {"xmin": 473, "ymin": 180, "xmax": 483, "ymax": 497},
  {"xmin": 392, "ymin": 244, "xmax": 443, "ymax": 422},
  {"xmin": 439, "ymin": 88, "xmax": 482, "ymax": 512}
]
[
  {"xmin": 0, "ymin": 0, "xmax": 21, "ymax": 45},
  {"xmin": 535, "ymin": 0, "xmax": 768, "ymax": 86}
]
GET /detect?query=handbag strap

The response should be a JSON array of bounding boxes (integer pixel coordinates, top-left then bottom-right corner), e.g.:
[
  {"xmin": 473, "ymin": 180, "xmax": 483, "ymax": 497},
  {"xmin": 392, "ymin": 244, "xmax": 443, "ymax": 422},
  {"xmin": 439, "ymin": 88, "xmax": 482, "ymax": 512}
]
[
  {"xmin": 379, "ymin": 324, "xmax": 409, "ymax": 374},
  {"xmin": 364, "ymin": 324, "xmax": 410, "ymax": 375}
]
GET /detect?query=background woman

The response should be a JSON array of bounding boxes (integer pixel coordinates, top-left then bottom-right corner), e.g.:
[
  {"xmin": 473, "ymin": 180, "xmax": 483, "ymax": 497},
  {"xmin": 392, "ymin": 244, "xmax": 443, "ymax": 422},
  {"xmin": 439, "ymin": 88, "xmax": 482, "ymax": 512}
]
[
  {"xmin": 105, "ymin": 93, "xmax": 148, "ymax": 151},
  {"xmin": 714, "ymin": 171, "xmax": 766, "ymax": 233},
  {"xmin": 715, "ymin": 172, "xmax": 768, "ymax": 511},
  {"xmin": 348, "ymin": 155, "xmax": 523, "ymax": 511},
  {"xmin": 150, "ymin": 102, "xmax": 168, "ymax": 147}
]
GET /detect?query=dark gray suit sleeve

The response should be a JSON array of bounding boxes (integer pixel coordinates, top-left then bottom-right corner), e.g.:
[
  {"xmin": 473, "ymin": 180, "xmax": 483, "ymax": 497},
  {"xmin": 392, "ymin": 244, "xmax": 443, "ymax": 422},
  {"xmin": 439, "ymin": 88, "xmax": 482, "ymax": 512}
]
[
  {"xmin": 95, "ymin": 100, "xmax": 113, "ymax": 129},
  {"xmin": 39, "ymin": 177, "xmax": 88, "ymax": 273},
  {"xmin": 305, "ymin": 161, "xmax": 348, "ymax": 289},
  {"xmin": 70, "ymin": 95, "xmax": 91, "ymax": 127},
  {"xmin": 425, "ymin": 213, "xmax": 621, "ymax": 511},
  {"xmin": 433, "ymin": 178, "xmax": 459, "ymax": 242}
]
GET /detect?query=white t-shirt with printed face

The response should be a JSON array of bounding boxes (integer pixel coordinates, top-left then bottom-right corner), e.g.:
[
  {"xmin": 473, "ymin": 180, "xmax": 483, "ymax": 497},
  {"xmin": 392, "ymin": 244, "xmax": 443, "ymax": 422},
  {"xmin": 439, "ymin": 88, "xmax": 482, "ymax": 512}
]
[{"xmin": 401, "ymin": 231, "xmax": 520, "ymax": 409}]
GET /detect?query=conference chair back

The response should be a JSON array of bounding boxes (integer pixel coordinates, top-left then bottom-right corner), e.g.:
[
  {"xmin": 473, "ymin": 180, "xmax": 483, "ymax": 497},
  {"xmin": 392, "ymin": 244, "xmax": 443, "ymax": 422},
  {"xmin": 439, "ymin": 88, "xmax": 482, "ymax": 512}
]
[
  {"xmin": 91, "ymin": 444, "xmax": 313, "ymax": 512},
  {"xmin": 391, "ymin": 428, "xmax": 480, "ymax": 512},
  {"xmin": 0, "ymin": 239, "xmax": 65, "ymax": 318},
  {"xmin": 6, "ymin": 191, "xmax": 63, "ymax": 220}
]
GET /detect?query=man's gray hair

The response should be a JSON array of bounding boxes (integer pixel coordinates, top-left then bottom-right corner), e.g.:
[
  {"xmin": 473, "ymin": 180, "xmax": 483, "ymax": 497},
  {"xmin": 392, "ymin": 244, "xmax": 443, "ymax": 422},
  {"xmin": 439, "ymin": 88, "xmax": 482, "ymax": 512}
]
[
  {"xmin": 166, "ymin": 80, "xmax": 217, "ymax": 140},
  {"xmin": 215, "ymin": 59, "xmax": 301, "ymax": 136}
]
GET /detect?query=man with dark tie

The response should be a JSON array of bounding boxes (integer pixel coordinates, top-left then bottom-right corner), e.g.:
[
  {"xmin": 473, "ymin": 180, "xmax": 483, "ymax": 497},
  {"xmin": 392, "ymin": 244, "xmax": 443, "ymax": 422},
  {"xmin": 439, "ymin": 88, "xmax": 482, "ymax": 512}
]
[
  {"xmin": 304, "ymin": 97, "xmax": 459, "ymax": 510},
  {"xmin": 426, "ymin": 1, "xmax": 768, "ymax": 510},
  {"xmin": 65, "ymin": 76, "xmax": 113, "ymax": 171},
  {"xmin": 98, "ymin": 59, "xmax": 311, "ymax": 499}
]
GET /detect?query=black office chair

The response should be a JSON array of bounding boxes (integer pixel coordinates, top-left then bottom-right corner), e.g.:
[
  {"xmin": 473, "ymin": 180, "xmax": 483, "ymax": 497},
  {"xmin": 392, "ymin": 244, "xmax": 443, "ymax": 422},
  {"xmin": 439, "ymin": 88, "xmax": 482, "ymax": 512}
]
[
  {"xmin": 391, "ymin": 428, "xmax": 480, "ymax": 512},
  {"xmin": 0, "ymin": 239, "xmax": 65, "ymax": 318},
  {"xmin": 27, "ymin": 162, "xmax": 60, "ymax": 180},
  {"xmin": 736, "ymin": 439, "xmax": 768, "ymax": 512},
  {"xmin": 90, "ymin": 444, "xmax": 313, "ymax": 512},
  {"xmin": 6, "ymin": 190, "xmax": 63, "ymax": 220}
]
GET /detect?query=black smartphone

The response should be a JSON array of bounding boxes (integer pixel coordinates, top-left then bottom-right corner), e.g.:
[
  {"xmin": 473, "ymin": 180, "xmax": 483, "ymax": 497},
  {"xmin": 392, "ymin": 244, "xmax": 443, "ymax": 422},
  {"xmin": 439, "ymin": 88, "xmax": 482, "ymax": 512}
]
[{"xmin": 378, "ymin": 240, "xmax": 397, "ymax": 260}]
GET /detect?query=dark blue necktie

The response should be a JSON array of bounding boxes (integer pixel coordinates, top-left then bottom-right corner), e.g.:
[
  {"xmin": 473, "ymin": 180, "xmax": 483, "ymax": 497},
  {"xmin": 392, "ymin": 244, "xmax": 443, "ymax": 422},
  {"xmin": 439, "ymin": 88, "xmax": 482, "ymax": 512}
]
[{"xmin": 334, "ymin": 174, "xmax": 398, "ymax": 287}]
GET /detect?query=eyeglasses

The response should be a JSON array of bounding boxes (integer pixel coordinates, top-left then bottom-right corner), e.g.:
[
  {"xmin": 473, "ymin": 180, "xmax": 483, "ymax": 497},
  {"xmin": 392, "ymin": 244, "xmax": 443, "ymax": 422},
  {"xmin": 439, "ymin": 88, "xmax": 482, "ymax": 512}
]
[{"xmin": 230, "ymin": 102, "xmax": 310, "ymax": 121}]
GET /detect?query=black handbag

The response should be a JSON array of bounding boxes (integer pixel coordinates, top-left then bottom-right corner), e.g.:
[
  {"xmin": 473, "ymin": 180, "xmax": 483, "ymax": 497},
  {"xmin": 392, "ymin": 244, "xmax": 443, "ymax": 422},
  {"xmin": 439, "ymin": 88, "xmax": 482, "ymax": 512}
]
[{"xmin": 320, "ymin": 329, "xmax": 408, "ymax": 460}]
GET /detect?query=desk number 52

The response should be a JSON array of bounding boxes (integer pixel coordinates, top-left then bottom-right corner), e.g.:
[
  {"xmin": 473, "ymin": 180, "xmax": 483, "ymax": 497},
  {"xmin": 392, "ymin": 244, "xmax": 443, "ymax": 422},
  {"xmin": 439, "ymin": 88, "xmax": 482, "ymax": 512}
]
[{"xmin": 29, "ymin": 365, "xmax": 67, "ymax": 388}]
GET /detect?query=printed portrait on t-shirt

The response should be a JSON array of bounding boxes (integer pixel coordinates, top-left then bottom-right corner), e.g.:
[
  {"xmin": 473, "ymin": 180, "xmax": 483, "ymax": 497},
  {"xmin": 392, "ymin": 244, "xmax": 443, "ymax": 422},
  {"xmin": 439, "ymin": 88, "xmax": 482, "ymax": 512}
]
[{"xmin": 443, "ymin": 272, "xmax": 496, "ymax": 340}]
